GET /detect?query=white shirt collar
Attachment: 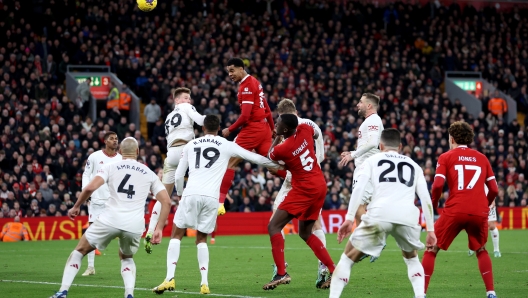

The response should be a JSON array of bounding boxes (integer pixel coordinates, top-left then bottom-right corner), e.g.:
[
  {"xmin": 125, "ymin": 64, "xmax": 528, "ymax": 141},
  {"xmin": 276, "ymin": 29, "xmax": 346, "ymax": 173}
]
[{"xmin": 240, "ymin": 74, "xmax": 250, "ymax": 83}]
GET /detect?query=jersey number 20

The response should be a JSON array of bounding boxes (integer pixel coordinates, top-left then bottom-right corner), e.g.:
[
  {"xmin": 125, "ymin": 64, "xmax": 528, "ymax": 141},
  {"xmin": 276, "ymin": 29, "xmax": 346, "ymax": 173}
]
[{"xmin": 378, "ymin": 160, "xmax": 415, "ymax": 187}]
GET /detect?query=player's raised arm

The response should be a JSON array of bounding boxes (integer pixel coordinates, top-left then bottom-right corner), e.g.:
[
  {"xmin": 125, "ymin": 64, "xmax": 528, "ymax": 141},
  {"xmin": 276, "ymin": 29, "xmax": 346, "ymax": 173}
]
[
  {"xmin": 174, "ymin": 146, "xmax": 189, "ymax": 196},
  {"xmin": 230, "ymin": 142, "xmax": 280, "ymax": 169}
]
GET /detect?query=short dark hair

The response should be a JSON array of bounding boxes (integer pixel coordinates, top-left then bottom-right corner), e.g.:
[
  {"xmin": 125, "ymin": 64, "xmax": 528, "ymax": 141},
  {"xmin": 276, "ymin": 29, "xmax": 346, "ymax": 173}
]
[
  {"xmin": 380, "ymin": 128, "xmax": 401, "ymax": 148},
  {"xmin": 362, "ymin": 93, "xmax": 380, "ymax": 106},
  {"xmin": 226, "ymin": 57, "xmax": 245, "ymax": 68},
  {"xmin": 448, "ymin": 121, "xmax": 474, "ymax": 145},
  {"xmin": 280, "ymin": 114, "xmax": 298, "ymax": 130},
  {"xmin": 173, "ymin": 87, "xmax": 190, "ymax": 99},
  {"xmin": 203, "ymin": 115, "xmax": 220, "ymax": 132},
  {"xmin": 103, "ymin": 131, "xmax": 117, "ymax": 141}
]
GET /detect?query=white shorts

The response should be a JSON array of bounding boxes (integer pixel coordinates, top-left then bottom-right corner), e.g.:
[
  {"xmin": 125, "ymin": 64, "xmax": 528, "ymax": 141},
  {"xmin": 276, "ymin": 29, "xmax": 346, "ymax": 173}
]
[
  {"xmin": 88, "ymin": 202, "xmax": 105, "ymax": 223},
  {"xmin": 273, "ymin": 171, "xmax": 292, "ymax": 210},
  {"xmin": 353, "ymin": 168, "xmax": 373, "ymax": 205},
  {"xmin": 488, "ymin": 207, "xmax": 497, "ymax": 222},
  {"xmin": 84, "ymin": 221, "xmax": 141, "ymax": 255},
  {"xmin": 350, "ymin": 214, "xmax": 424, "ymax": 257},
  {"xmin": 162, "ymin": 145, "xmax": 185, "ymax": 184},
  {"xmin": 173, "ymin": 195, "xmax": 218, "ymax": 234}
]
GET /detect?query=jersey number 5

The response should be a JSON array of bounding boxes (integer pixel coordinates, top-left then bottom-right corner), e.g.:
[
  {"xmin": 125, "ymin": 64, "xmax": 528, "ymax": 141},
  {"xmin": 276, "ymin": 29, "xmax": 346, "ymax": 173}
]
[
  {"xmin": 454, "ymin": 165, "xmax": 481, "ymax": 190},
  {"xmin": 118, "ymin": 174, "xmax": 136, "ymax": 199},
  {"xmin": 300, "ymin": 150, "xmax": 314, "ymax": 171},
  {"xmin": 378, "ymin": 160, "xmax": 415, "ymax": 187},
  {"xmin": 194, "ymin": 147, "xmax": 220, "ymax": 168},
  {"xmin": 165, "ymin": 113, "xmax": 182, "ymax": 135}
]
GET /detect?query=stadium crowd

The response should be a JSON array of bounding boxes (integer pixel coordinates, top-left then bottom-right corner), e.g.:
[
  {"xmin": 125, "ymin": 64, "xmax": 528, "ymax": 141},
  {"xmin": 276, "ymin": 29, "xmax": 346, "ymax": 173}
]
[{"xmin": 0, "ymin": 0, "xmax": 527, "ymax": 220}]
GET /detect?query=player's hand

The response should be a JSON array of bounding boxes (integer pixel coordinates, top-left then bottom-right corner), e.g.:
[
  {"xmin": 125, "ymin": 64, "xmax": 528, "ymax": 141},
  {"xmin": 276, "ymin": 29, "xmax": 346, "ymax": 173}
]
[
  {"xmin": 68, "ymin": 206, "xmax": 80, "ymax": 220},
  {"xmin": 151, "ymin": 229, "xmax": 163, "ymax": 245},
  {"xmin": 425, "ymin": 231, "xmax": 437, "ymax": 250},
  {"xmin": 221, "ymin": 128, "xmax": 231, "ymax": 137},
  {"xmin": 339, "ymin": 152, "xmax": 354, "ymax": 167},
  {"xmin": 272, "ymin": 130, "xmax": 277, "ymax": 139},
  {"xmin": 267, "ymin": 167, "xmax": 279, "ymax": 175},
  {"xmin": 337, "ymin": 220, "xmax": 354, "ymax": 244}
]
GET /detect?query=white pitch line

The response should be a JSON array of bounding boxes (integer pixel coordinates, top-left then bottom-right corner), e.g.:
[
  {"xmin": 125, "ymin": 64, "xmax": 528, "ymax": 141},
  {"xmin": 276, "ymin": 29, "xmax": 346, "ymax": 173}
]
[{"xmin": 0, "ymin": 280, "xmax": 264, "ymax": 298}]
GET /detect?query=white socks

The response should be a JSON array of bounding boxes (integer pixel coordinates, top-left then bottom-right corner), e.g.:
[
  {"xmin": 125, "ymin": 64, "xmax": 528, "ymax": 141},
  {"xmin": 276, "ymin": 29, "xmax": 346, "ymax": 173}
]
[
  {"xmin": 60, "ymin": 250, "xmax": 84, "ymax": 292},
  {"xmin": 197, "ymin": 243, "xmax": 209, "ymax": 286},
  {"xmin": 329, "ymin": 253, "xmax": 354, "ymax": 298},
  {"xmin": 87, "ymin": 250, "xmax": 95, "ymax": 268},
  {"xmin": 148, "ymin": 201, "xmax": 162, "ymax": 234},
  {"xmin": 404, "ymin": 256, "xmax": 425, "ymax": 298},
  {"xmin": 166, "ymin": 239, "xmax": 181, "ymax": 281},
  {"xmin": 121, "ymin": 258, "xmax": 136, "ymax": 297},
  {"xmin": 490, "ymin": 228, "xmax": 500, "ymax": 252}
]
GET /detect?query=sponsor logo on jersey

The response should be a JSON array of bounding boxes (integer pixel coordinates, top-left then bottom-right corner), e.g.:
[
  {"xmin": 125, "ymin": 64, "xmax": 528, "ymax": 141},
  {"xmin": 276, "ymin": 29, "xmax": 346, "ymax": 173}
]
[
  {"xmin": 368, "ymin": 125, "xmax": 379, "ymax": 131},
  {"xmin": 99, "ymin": 161, "xmax": 104, "ymax": 164}
]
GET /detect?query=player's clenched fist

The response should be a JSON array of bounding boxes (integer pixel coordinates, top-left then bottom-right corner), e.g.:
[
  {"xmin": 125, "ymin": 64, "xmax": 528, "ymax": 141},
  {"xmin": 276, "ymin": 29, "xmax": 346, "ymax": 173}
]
[
  {"xmin": 221, "ymin": 128, "xmax": 231, "ymax": 137},
  {"xmin": 337, "ymin": 219, "xmax": 355, "ymax": 244},
  {"xmin": 151, "ymin": 229, "xmax": 163, "ymax": 245},
  {"xmin": 68, "ymin": 206, "xmax": 81, "ymax": 220}
]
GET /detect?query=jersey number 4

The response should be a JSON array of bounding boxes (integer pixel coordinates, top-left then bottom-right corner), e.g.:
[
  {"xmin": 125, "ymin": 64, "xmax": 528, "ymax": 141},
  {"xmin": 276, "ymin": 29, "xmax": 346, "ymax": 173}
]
[
  {"xmin": 378, "ymin": 160, "xmax": 415, "ymax": 187},
  {"xmin": 454, "ymin": 165, "xmax": 481, "ymax": 190},
  {"xmin": 194, "ymin": 147, "xmax": 220, "ymax": 168},
  {"xmin": 118, "ymin": 174, "xmax": 136, "ymax": 199},
  {"xmin": 165, "ymin": 113, "xmax": 182, "ymax": 135}
]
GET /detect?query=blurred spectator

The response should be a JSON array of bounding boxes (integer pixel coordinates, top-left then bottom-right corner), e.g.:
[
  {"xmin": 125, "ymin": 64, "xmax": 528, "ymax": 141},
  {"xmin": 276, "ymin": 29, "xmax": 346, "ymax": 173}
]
[
  {"xmin": 488, "ymin": 90, "xmax": 508, "ymax": 118},
  {"xmin": 144, "ymin": 98, "xmax": 161, "ymax": 140},
  {"xmin": 75, "ymin": 78, "xmax": 92, "ymax": 117},
  {"xmin": 0, "ymin": 216, "xmax": 29, "ymax": 242}
]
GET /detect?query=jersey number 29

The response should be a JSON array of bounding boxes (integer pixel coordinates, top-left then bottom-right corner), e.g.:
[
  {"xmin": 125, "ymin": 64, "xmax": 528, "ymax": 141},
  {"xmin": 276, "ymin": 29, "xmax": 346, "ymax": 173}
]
[{"xmin": 165, "ymin": 113, "xmax": 182, "ymax": 135}]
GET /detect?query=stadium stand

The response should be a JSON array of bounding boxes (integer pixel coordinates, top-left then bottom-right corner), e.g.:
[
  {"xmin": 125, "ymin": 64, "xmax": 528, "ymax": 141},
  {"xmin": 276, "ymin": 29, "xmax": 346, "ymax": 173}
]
[{"xmin": 0, "ymin": 0, "xmax": 527, "ymax": 219}]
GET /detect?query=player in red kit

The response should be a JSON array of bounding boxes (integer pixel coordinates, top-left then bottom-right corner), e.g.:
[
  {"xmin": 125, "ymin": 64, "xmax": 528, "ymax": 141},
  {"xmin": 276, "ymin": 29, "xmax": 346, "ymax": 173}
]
[
  {"xmin": 422, "ymin": 121, "xmax": 498, "ymax": 298},
  {"xmin": 263, "ymin": 114, "xmax": 335, "ymax": 291},
  {"xmin": 218, "ymin": 58, "xmax": 274, "ymax": 216}
]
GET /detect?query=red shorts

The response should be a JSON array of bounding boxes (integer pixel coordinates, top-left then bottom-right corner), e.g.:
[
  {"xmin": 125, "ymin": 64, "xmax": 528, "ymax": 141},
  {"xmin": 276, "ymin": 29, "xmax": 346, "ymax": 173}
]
[
  {"xmin": 234, "ymin": 121, "xmax": 272, "ymax": 156},
  {"xmin": 279, "ymin": 186, "xmax": 326, "ymax": 221},
  {"xmin": 435, "ymin": 213, "xmax": 488, "ymax": 251}
]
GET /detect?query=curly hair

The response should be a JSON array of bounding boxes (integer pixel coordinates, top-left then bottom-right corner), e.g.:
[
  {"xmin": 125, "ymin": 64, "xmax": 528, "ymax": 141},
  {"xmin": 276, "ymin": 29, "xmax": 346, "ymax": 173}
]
[
  {"xmin": 448, "ymin": 121, "xmax": 474, "ymax": 145},
  {"xmin": 276, "ymin": 98, "xmax": 297, "ymax": 114}
]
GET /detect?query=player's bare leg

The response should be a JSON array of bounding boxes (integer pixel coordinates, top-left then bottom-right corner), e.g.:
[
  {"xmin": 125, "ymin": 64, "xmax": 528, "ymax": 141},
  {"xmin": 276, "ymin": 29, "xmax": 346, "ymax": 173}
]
[
  {"xmin": 152, "ymin": 224, "xmax": 185, "ymax": 294},
  {"xmin": 119, "ymin": 250, "xmax": 136, "ymax": 298},
  {"xmin": 298, "ymin": 219, "xmax": 335, "ymax": 290},
  {"xmin": 264, "ymin": 209, "xmax": 294, "ymax": 290},
  {"xmin": 217, "ymin": 157, "xmax": 240, "ymax": 215},
  {"xmin": 50, "ymin": 235, "xmax": 96, "ymax": 297},
  {"xmin": 196, "ymin": 230, "xmax": 211, "ymax": 294},
  {"xmin": 312, "ymin": 216, "xmax": 329, "ymax": 288}
]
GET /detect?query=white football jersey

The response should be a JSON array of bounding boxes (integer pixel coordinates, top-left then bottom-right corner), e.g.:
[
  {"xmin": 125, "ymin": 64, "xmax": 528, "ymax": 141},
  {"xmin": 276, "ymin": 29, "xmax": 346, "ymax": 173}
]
[
  {"xmin": 298, "ymin": 117, "xmax": 324, "ymax": 164},
  {"xmin": 354, "ymin": 114, "xmax": 384, "ymax": 167},
  {"xmin": 95, "ymin": 159, "xmax": 165, "ymax": 234},
  {"xmin": 82, "ymin": 150, "xmax": 122, "ymax": 204},
  {"xmin": 351, "ymin": 151, "xmax": 434, "ymax": 229},
  {"xmin": 165, "ymin": 103, "xmax": 206, "ymax": 150},
  {"xmin": 175, "ymin": 134, "xmax": 279, "ymax": 198}
]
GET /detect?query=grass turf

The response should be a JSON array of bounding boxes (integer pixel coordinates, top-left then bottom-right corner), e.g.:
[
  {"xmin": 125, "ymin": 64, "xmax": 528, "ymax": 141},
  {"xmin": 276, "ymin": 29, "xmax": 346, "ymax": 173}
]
[{"xmin": 1, "ymin": 230, "xmax": 527, "ymax": 297}]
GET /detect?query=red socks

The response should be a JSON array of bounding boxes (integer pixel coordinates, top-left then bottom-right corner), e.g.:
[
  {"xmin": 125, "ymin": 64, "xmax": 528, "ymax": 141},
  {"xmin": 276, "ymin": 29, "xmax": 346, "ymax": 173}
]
[
  {"xmin": 477, "ymin": 250, "xmax": 495, "ymax": 291},
  {"xmin": 422, "ymin": 251, "xmax": 436, "ymax": 293},
  {"xmin": 306, "ymin": 234, "xmax": 335, "ymax": 273},
  {"xmin": 219, "ymin": 169, "xmax": 235, "ymax": 204},
  {"xmin": 270, "ymin": 233, "xmax": 286, "ymax": 275}
]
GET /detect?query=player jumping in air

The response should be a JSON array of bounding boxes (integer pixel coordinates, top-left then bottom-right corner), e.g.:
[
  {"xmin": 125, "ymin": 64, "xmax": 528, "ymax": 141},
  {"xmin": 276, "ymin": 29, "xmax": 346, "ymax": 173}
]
[
  {"xmin": 339, "ymin": 93, "xmax": 384, "ymax": 262},
  {"xmin": 144, "ymin": 87, "xmax": 205, "ymax": 254},
  {"xmin": 81, "ymin": 131, "xmax": 122, "ymax": 276},
  {"xmin": 50, "ymin": 137, "xmax": 171, "ymax": 298},
  {"xmin": 264, "ymin": 114, "xmax": 335, "ymax": 291},
  {"xmin": 270, "ymin": 98, "xmax": 329, "ymax": 288},
  {"xmin": 218, "ymin": 58, "xmax": 275, "ymax": 217},
  {"xmin": 422, "ymin": 121, "xmax": 499, "ymax": 298},
  {"xmin": 152, "ymin": 115, "xmax": 280, "ymax": 295},
  {"xmin": 330, "ymin": 128, "xmax": 436, "ymax": 298}
]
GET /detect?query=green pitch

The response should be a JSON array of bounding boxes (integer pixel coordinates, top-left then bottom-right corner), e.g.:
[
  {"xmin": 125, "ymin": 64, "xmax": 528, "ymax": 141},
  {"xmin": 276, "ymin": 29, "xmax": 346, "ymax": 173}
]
[{"xmin": 1, "ymin": 230, "xmax": 527, "ymax": 297}]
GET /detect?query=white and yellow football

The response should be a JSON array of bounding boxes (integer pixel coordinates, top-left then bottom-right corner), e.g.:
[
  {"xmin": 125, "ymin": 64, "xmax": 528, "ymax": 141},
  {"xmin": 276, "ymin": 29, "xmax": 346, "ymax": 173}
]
[{"xmin": 137, "ymin": 0, "xmax": 157, "ymax": 12}]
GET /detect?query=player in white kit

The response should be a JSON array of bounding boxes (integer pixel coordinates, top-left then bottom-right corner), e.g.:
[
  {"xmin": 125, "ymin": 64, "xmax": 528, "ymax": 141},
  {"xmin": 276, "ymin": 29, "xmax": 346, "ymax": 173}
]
[
  {"xmin": 81, "ymin": 131, "xmax": 122, "ymax": 276},
  {"xmin": 152, "ymin": 115, "xmax": 280, "ymax": 295},
  {"xmin": 268, "ymin": 98, "xmax": 328, "ymax": 287},
  {"xmin": 144, "ymin": 87, "xmax": 205, "ymax": 254},
  {"xmin": 469, "ymin": 186, "xmax": 501, "ymax": 258},
  {"xmin": 339, "ymin": 93, "xmax": 384, "ymax": 262},
  {"xmin": 330, "ymin": 129, "xmax": 437, "ymax": 298},
  {"xmin": 50, "ymin": 137, "xmax": 171, "ymax": 298}
]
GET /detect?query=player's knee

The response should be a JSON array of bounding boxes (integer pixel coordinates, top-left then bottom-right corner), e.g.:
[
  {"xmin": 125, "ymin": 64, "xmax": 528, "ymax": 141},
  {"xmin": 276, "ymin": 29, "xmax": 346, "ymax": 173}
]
[
  {"xmin": 476, "ymin": 246, "xmax": 486, "ymax": 253},
  {"xmin": 298, "ymin": 230, "xmax": 311, "ymax": 242},
  {"xmin": 488, "ymin": 222, "xmax": 496, "ymax": 230},
  {"xmin": 267, "ymin": 222, "xmax": 280, "ymax": 236}
]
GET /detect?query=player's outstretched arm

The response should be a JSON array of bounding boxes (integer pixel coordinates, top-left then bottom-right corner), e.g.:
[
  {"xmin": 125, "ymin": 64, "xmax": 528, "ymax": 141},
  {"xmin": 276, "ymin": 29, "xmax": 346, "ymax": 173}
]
[
  {"xmin": 231, "ymin": 142, "xmax": 280, "ymax": 169},
  {"xmin": 351, "ymin": 131, "xmax": 381, "ymax": 159},
  {"xmin": 267, "ymin": 135, "xmax": 283, "ymax": 158},
  {"xmin": 69, "ymin": 176, "xmax": 105, "ymax": 220},
  {"xmin": 223, "ymin": 104, "xmax": 253, "ymax": 137},
  {"xmin": 186, "ymin": 104, "xmax": 206, "ymax": 126}
]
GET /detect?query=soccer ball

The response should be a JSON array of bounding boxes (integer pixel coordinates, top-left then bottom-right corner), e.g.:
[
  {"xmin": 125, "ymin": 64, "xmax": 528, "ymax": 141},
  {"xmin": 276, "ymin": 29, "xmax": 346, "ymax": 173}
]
[{"xmin": 137, "ymin": 0, "xmax": 157, "ymax": 12}]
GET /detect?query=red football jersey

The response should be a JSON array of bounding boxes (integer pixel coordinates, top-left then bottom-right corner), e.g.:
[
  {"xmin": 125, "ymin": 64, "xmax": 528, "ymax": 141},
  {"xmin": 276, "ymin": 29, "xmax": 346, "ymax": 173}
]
[
  {"xmin": 435, "ymin": 146, "xmax": 496, "ymax": 217},
  {"xmin": 269, "ymin": 124, "xmax": 326, "ymax": 190},
  {"xmin": 237, "ymin": 75, "xmax": 270, "ymax": 122}
]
